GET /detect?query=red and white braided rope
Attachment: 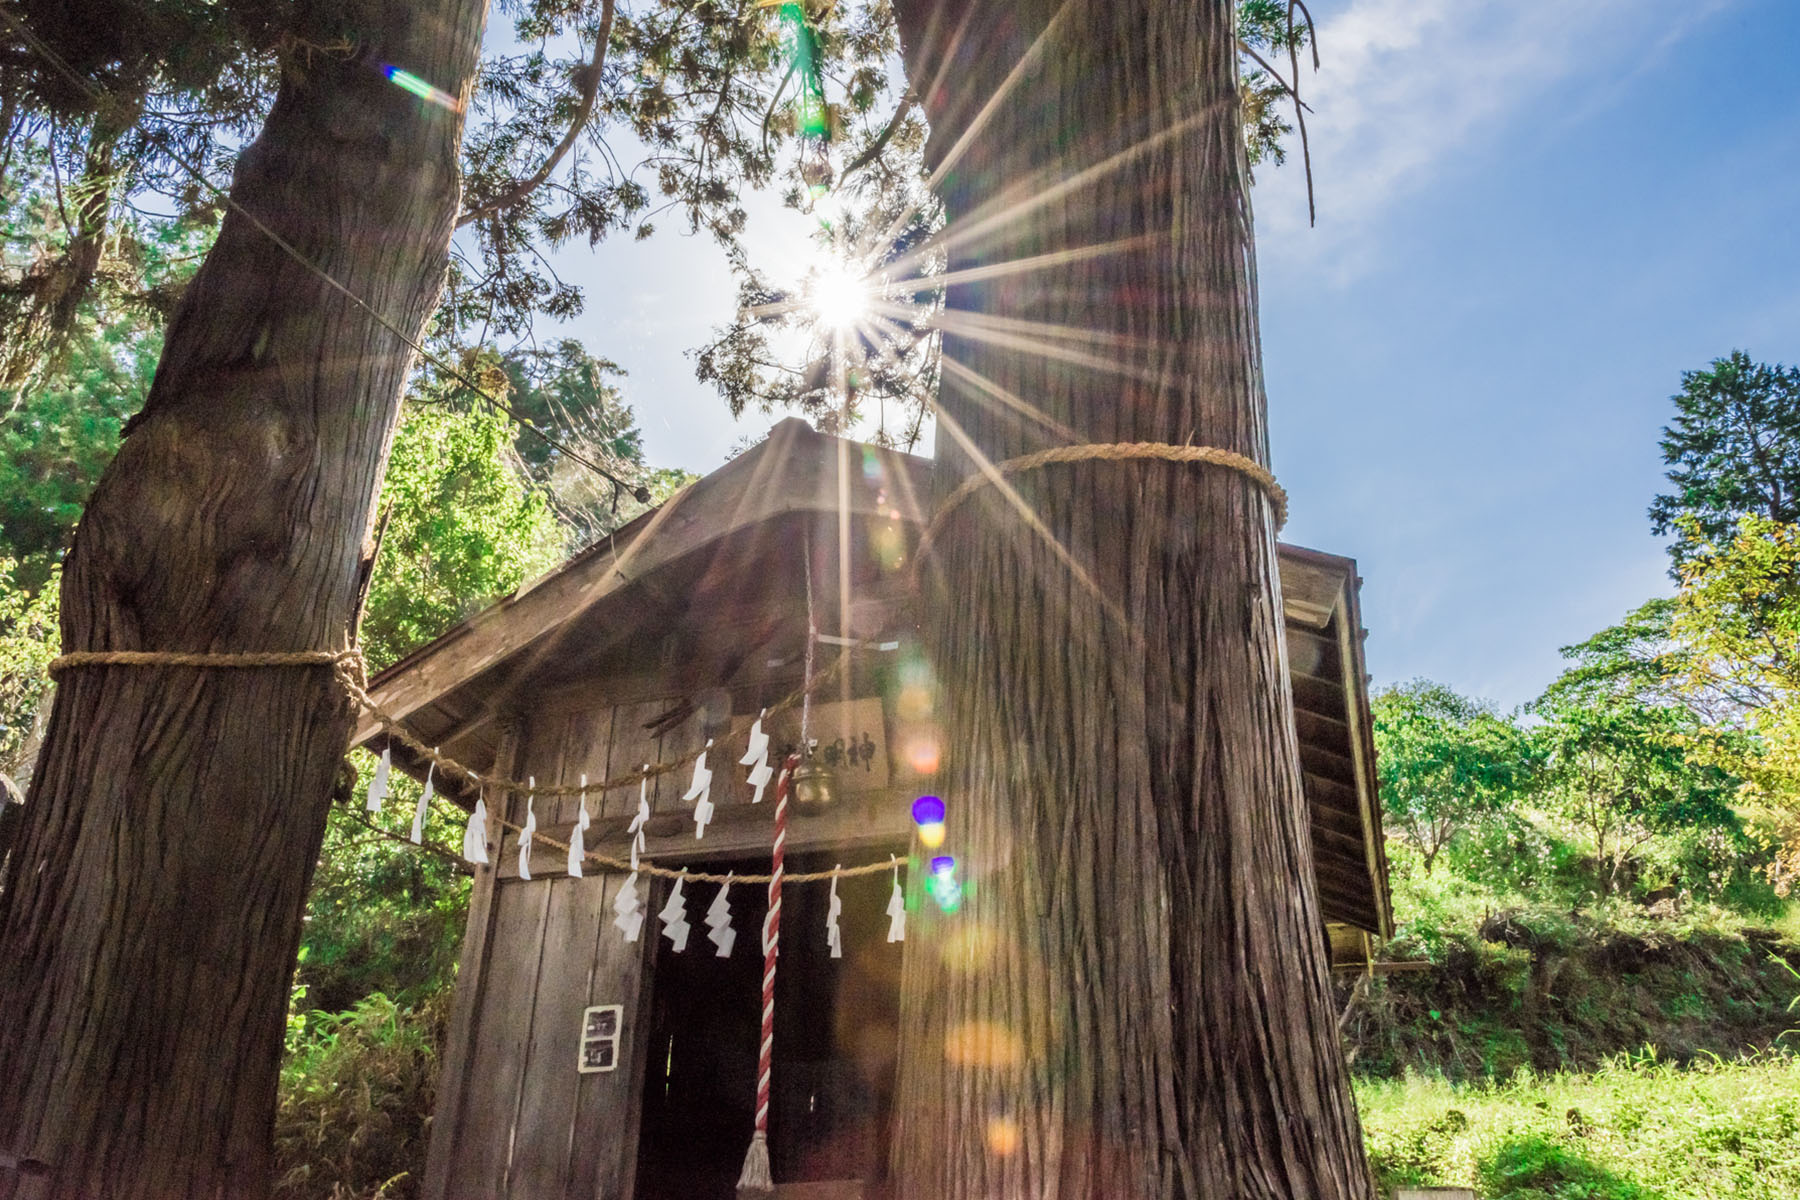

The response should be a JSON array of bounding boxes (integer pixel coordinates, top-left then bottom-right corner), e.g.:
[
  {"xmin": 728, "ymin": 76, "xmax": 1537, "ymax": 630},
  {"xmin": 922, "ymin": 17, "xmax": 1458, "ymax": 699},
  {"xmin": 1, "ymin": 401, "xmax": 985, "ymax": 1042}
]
[{"xmin": 755, "ymin": 754, "xmax": 801, "ymax": 1136}]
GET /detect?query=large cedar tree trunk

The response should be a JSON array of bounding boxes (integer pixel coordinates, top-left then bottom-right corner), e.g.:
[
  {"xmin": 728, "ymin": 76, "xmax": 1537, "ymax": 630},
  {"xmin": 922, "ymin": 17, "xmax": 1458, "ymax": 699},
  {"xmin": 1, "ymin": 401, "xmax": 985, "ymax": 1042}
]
[
  {"xmin": 0, "ymin": 0, "xmax": 486, "ymax": 1193},
  {"xmin": 886, "ymin": 0, "xmax": 1374, "ymax": 1195}
]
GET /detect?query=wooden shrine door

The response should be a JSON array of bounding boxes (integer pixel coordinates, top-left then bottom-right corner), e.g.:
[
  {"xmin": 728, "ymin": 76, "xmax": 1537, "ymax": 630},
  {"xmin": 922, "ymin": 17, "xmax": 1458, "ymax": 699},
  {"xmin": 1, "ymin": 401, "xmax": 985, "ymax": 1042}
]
[{"xmin": 634, "ymin": 850, "xmax": 904, "ymax": 1199}]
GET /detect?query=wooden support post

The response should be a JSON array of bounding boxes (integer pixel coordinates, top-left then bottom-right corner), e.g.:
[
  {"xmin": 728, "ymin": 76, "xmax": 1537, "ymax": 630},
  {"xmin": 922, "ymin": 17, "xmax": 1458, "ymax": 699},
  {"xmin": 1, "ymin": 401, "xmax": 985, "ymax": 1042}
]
[{"xmin": 423, "ymin": 716, "xmax": 523, "ymax": 1200}]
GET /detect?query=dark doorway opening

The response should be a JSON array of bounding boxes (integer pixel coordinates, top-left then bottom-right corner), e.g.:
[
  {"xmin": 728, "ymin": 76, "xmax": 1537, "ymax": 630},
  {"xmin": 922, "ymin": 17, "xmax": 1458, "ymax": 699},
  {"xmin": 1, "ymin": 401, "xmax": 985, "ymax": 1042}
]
[{"xmin": 635, "ymin": 850, "xmax": 905, "ymax": 1199}]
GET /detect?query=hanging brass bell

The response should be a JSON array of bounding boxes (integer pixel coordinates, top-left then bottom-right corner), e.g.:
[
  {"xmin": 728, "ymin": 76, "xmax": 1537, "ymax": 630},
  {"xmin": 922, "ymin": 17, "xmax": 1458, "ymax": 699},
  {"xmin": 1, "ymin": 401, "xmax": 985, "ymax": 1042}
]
[{"xmin": 790, "ymin": 758, "xmax": 837, "ymax": 814}]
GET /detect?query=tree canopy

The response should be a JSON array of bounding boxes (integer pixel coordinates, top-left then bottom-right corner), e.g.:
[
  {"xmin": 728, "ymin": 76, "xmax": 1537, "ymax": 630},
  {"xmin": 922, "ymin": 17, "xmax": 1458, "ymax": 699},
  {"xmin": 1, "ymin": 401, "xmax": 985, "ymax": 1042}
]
[
  {"xmin": 1372, "ymin": 680, "xmax": 1536, "ymax": 873},
  {"xmin": 1650, "ymin": 350, "xmax": 1800, "ymax": 570}
]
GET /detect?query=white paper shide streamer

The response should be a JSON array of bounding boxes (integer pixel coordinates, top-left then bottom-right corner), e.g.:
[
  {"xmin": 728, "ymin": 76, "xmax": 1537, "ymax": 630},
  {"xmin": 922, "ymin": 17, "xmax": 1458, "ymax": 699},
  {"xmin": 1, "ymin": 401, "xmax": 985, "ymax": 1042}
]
[
  {"xmin": 612, "ymin": 771, "xmax": 652, "ymax": 942},
  {"xmin": 660, "ymin": 872, "xmax": 692, "ymax": 952},
  {"xmin": 567, "ymin": 774, "xmax": 590, "ymax": 878},
  {"xmin": 886, "ymin": 857, "xmax": 906, "ymax": 943},
  {"xmin": 517, "ymin": 784, "xmax": 537, "ymax": 882},
  {"xmin": 365, "ymin": 746, "xmax": 391, "ymax": 813},
  {"xmin": 684, "ymin": 740, "xmax": 716, "ymax": 838},
  {"xmin": 612, "ymin": 871, "xmax": 644, "ymax": 942},
  {"xmin": 826, "ymin": 867, "xmax": 843, "ymax": 959},
  {"xmin": 705, "ymin": 873, "xmax": 736, "ymax": 958},
  {"xmin": 409, "ymin": 755, "xmax": 436, "ymax": 845},
  {"xmin": 739, "ymin": 711, "xmax": 773, "ymax": 803},
  {"xmin": 634, "ymin": 767, "xmax": 652, "ymax": 835},
  {"xmin": 462, "ymin": 792, "xmax": 489, "ymax": 865}
]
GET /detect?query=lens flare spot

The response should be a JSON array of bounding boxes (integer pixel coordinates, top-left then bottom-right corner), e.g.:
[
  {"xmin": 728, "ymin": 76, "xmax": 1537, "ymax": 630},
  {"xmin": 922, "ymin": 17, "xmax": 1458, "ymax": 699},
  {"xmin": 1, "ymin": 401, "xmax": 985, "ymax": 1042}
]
[
  {"xmin": 897, "ymin": 685, "xmax": 934, "ymax": 721},
  {"xmin": 928, "ymin": 857, "xmax": 962, "ymax": 912},
  {"xmin": 939, "ymin": 922, "xmax": 999, "ymax": 971},
  {"xmin": 872, "ymin": 522, "xmax": 904, "ymax": 569},
  {"xmin": 383, "ymin": 65, "xmax": 463, "ymax": 112},
  {"xmin": 917, "ymin": 821, "xmax": 946, "ymax": 849},
  {"xmin": 986, "ymin": 1118, "xmax": 1022, "ymax": 1157},
  {"xmin": 945, "ymin": 1021, "xmax": 1024, "ymax": 1069},
  {"xmin": 898, "ymin": 657, "xmax": 933, "ymax": 690},
  {"xmin": 904, "ymin": 734, "xmax": 940, "ymax": 773}
]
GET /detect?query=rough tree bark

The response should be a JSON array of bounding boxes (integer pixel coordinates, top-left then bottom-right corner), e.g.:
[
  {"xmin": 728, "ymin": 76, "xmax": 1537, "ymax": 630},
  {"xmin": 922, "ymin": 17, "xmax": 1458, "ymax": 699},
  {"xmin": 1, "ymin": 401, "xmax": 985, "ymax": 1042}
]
[
  {"xmin": 0, "ymin": 0, "xmax": 487, "ymax": 1194},
  {"xmin": 887, "ymin": 0, "xmax": 1374, "ymax": 1196}
]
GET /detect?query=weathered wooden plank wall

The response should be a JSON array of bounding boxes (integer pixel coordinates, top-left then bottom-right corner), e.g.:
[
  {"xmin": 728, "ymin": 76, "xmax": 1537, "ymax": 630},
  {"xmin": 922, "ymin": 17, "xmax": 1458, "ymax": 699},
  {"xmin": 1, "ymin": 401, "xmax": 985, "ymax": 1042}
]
[
  {"xmin": 425, "ymin": 657, "xmax": 907, "ymax": 1200},
  {"xmin": 428, "ymin": 698, "xmax": 666, "ymax": 1200}
]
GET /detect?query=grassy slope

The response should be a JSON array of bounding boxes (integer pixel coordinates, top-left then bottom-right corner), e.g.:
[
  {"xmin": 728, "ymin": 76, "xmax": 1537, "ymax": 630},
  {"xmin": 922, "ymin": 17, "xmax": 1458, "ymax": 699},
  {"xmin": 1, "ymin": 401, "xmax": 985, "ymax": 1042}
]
[
  {"xmin": 1347, "ymin": 851, "xmax": 1800, "ymax": 1198},
  {"xmin": 1358, "ymin": 1053, "xmax": 1800, "ymax": 1200},
  {"xmin": 1343, "ymin": 910, "xmax": 1800, "ymax": 1082}
]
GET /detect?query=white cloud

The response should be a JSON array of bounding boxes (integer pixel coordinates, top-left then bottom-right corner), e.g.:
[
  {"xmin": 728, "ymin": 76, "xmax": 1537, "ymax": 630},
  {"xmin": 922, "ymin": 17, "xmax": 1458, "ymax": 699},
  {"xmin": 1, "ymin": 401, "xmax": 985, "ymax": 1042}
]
[{"xmin": 1254, "ymin": 0, "xmax": 1739, "ymax": 274}]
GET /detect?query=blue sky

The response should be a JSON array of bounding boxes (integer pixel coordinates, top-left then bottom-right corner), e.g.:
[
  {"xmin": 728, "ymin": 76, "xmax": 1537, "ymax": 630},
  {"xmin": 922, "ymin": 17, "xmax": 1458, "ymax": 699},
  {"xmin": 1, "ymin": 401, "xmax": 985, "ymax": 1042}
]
[{"xmin": 537, "ymin": 0, "xmax": 1800, "ymax": 709}]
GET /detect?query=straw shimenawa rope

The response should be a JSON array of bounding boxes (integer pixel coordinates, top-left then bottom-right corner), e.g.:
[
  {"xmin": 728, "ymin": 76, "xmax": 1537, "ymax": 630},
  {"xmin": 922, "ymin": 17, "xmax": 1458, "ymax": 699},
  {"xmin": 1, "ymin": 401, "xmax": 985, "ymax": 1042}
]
[
  {"xmin": 45, "ymin": 645, "xmax": 888, "ymax": 885},
  {"xmin": 42, "ymin": 445, "xmax": 1289, "ymax": 886},
  {"xmin": 916, "ymin": 441, "xmax": 1288, "ymax": 567},
  {"xmin": 49, "ymin": 648, "xmax": 365, "ymax": 683}
]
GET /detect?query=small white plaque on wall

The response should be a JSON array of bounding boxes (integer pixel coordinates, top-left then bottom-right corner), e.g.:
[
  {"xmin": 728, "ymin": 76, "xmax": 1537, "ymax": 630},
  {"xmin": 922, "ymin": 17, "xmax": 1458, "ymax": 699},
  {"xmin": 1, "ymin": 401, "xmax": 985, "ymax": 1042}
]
[{"xmin": 577, "ymin": 1004, "xmax": 622, "ymax": 1073}]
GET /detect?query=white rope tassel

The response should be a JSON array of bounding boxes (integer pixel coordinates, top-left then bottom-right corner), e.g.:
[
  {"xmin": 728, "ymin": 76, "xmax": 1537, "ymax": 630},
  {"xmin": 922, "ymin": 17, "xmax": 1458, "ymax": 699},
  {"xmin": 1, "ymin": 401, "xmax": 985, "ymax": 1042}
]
[
  {"xmin": 567, "ymin": 774, "xmax": 590, "ymax": 878},
  {"xmin": 409, "ymin": 755, "xmax": 435, "ymax": 844},
  {"xmin": 517, "ymin": 785, "xmax": 537, "ymax": 881},
  {"xmin": 660, "ymin": 871, "xmax": 692, "ymax": 952},
  {"xmin": 366, "ymin": 745, "xmax": 391, "ymax": 813},
  {"xmin": 736, "ymin": 1129, "xmax": 772, "ymax": 1199},
  {"xmin": 685, "ymin": 739, "xmax": 716, "ymax": 838},
  {"xmin": 740, "ymin": 710, "xmax": 773, "ymax": 803},
  {"xmin": 826, "ymin": 867, "xmax": 843, "ymax": 959},
  {"xmin": 706, "ymin": 872, "xmax": 737, "ymax": 957},
  {"xmin": 886, "ymin": 855, "xmax": 906, "ymax": 943},
  {"xmin": 462, "ymin": 791, "xmax": 490, "ymax": 865}
]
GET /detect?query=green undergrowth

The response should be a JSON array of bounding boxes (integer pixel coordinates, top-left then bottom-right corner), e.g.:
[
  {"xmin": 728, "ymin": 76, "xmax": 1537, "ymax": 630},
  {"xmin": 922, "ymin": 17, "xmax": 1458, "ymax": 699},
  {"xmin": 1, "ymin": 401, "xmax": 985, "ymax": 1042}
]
[
  {"xmin": 1342, "ymin": 862, "xmax": 1800, "ymax": 1080},
  {"xmin": 1358, "ymin": 1051, "xmax": 1800, "ymax": 1199},
  {"xmin": 275, "ymin": 990, "xmax": 447, "ymax": 1200}
]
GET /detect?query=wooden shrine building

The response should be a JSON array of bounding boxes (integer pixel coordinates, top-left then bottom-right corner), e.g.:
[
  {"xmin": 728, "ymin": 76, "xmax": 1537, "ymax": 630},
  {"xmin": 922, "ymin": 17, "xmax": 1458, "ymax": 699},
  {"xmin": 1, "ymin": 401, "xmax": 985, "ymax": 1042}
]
[{"xmin": 352, "ymin": 418, "xmax": 1392, "ymax": 1200}]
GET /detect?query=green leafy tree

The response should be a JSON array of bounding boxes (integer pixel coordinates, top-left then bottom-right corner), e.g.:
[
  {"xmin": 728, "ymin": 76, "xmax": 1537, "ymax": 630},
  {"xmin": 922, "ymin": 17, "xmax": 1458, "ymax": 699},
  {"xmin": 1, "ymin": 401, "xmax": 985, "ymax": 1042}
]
[
  {"xmin": 0, "ymin": 557, "xmax": 57, "ymax": 789},
  {"xmin": 0, "ymin": 158, "xmax": 212, "ymax": 586},
  {"xmin": 496, "ymin": 339, "xmax": 692, "ymax": 547},
  {"xmin": 1372, "ymin": 680, "xmax": 1537, "ymax": 873},
  {"xmin": 1666, "ymin": 516, "xmax": 1800, "ymax": 769},
  {"xmin": 1530, "ymin": 691, "xmax": 1736, "ymax": 896},
  {"xmin": 360, "ymin": 395, "xmax": 567, "ymax": 672},
  {"xmin": 0, "ymin": 13, "xmax": 266, "ymax": 384},
  {"xmin": 297, "ymin": 773, "xmax": 473, "ymax": 1017},
  {"xmin": 2, "ymin": 0, "xmax": 924, "ymax": 360},
  {"xmin": 1664, "ymin": 515, "xmax": 1800, "ymax": 891},
  {"xmin": 1650, "ymin": 351, "xmax": 1800, "ymax": 570},
  {"xmin": 1532, "ymin": 613, "xmax": 1740, "ymax": 898},
  {"xmin": 1236, "ymin": 0, "xmax": 1315, "ymax": 170},
  {"xmin": 1638, "ymin": 354, "xmax": 1800, "ymax": 888}
]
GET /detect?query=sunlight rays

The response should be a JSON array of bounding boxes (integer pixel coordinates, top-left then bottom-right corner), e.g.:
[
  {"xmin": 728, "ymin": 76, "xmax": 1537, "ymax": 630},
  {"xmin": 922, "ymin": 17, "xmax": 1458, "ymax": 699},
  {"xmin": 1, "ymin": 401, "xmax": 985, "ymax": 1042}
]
[
  {"xmin": 737, "ymin": 0, "xmax": 1239, "ymax": 457},
  {"xmin": 809, "ymin": 259, "xmax": 874, "ymax": 331},
  {"xmin": 938, "ymin": 358, "xmax": 1081, "ymax": 446},
  {"xmin": 929, "ymin": 407, "xmax": 1127, "ymax": 634}
]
